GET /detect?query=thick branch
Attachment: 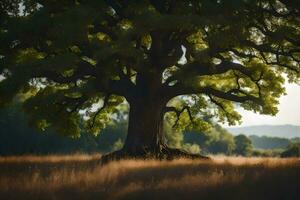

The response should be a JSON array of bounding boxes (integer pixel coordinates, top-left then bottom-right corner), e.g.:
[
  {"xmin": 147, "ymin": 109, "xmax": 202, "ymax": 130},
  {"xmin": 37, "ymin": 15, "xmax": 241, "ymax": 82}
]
[
  {"xmin": 164, "ymin": 60, "xmax": 254, "ymax": 86},
  {"xmin": 168, "ymin": 85, "xmax": 263, "ymax": 105}
]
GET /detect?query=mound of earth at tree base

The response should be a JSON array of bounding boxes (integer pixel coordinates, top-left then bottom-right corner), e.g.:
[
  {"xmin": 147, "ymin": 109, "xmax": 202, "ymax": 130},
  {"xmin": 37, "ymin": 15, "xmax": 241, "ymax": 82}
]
[{"xmin": 100, "ymin": 146, "xmax": 210, "ymax": 164}]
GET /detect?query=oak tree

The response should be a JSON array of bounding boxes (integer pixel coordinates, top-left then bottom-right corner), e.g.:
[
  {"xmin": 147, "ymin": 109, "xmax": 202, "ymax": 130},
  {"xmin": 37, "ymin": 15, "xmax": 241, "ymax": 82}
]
[{"xmin": 1, "ymin": 0, "xmax": 300, "ymax": 160}]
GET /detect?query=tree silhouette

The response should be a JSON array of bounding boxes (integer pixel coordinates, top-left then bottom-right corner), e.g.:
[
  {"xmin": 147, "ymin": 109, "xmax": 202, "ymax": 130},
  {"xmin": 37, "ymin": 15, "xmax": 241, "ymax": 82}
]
[{"xmin": 0, "ymin": 0, "xmax": 299, "ymax": 160}]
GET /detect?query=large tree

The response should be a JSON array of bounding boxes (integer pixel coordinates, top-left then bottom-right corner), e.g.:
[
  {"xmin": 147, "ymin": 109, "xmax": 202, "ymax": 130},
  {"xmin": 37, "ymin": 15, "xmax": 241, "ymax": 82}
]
[{"xmin": 0, "ymin": 0, "xmax": 300, "ymax": 160}]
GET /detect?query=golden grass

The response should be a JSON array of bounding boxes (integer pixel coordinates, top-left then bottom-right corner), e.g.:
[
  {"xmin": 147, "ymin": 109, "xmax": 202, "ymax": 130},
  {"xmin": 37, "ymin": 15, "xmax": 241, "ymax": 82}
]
[
  {"xmin": 0, "ymin": 153, "xmax": 101, "ymax": 163},
  {"xmin": 0, "ymin": 154, "xmax": 300, "ymax": 200}
]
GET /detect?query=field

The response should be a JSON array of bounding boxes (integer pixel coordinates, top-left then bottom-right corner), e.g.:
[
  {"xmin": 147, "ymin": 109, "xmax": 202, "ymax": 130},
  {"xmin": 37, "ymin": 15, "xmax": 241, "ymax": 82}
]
[{"xmin": 0, "ymin": 154, "xmax": 300, "ymax": 200}]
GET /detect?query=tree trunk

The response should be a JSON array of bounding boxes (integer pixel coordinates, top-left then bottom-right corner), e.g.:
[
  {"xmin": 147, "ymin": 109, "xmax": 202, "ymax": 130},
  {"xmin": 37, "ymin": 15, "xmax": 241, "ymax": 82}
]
[
  {"xmin": 122, "ymin": 98, "xmax": 166, "ymax": 155},
  {"xmin": 100, "ymin": 96, "xmax": 210, "ymax": 163},
  {"xmin": 100, "ymin": 74, "xmax": 210, "ymax": 163}
]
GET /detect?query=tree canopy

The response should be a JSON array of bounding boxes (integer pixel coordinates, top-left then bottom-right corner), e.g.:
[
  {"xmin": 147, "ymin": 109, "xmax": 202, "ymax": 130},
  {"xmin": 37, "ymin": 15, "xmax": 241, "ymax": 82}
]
[
  {"xmin": 234, "ymin": 134, "xmax": 253, "ymax": 156},
  {"xmin": 1, "ymin": 0, "xmax": 300, "ymax": 158}
]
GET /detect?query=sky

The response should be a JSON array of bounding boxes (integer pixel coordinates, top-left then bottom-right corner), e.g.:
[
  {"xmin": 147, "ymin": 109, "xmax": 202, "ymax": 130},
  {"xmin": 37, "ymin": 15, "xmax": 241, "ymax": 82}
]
[{"xmin": 232, "ymin": 83, "xmax": 300, "ymax": 127}]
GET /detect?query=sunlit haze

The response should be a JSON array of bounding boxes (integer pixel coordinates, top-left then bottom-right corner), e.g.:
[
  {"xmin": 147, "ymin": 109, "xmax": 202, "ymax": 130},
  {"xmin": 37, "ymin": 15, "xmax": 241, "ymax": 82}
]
[{"xmin": 231, "ymin": 83, "xmax": 300, "ymax": 127}]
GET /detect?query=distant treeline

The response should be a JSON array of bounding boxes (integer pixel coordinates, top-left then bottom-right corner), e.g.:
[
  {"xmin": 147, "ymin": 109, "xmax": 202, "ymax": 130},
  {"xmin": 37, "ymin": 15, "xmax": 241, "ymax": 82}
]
[
  {"xmin": 0, "ymin": 103, "xmax": 299, "ymax": 157},
  {"xmin": 0, "ymin": 103, "xmax": 127, "ymax": 155},
  {"xmin": 249, "ymin": 135, "xmax": 300, "ymax": 149}
]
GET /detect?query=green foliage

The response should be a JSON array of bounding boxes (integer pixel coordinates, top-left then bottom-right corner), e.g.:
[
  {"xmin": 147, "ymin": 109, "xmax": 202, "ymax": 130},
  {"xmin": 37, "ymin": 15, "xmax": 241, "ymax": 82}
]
[
  {"xmin": 164, "ymin": 112, "xmax": 202, "ymax": 155},
  {"xmin": 291, "ymin": 137, "xmax": 300, "ymax": 144},
  {"xmin": 249, "ymin": 135, "xmax": 290, "ymax": 149},
  {"xmin": 183, "ymin": 124, "xmax": 235, "ymax": 155},
  {"xmin": 281, "ymin": 143, "xmax": 300, "ymax": 158},
  {"xmin": 0, "ymin": 0, "xmax": 299, "ymax": 144},
  {"xmin": 252, "ymin": 149, "xmax": 284, "ymax": 157},
  {"xmin": 0, "ymin": 102, "xmax": 93, "ymax": 154},
  {"xmin": 1, "ymin": 101, "xmax": 297, "ymax": 157},
  {"xmin": 182, "ymin": 143, "xmax": 201, "ymax": 154},
  {"xmin": 207, "ymin": 130, "xmax": 236, "ymax": 155},
  {"xmin": 234, "ymin": 134, "xmax": 253, "ymax": 156},
  {"xmin": 0, "ymin": 101, "xmax": 126, "ymax": 155},
  {"xmin": 95, "ymin": 121, "xmax": 127, "ymax": 153}
]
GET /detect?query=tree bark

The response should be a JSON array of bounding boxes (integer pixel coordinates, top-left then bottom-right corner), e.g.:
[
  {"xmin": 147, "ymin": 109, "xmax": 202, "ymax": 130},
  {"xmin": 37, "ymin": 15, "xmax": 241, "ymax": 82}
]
[{"xmin": 122, "ymin": 98, "xmax": 166, "ymax": 155}]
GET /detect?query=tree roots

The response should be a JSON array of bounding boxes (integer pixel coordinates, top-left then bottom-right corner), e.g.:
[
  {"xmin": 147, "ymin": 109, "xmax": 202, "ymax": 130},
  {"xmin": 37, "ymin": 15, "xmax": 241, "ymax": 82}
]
[{"xmin": 100, "ymin": 146, "xmax": 210, "ymax": 165}]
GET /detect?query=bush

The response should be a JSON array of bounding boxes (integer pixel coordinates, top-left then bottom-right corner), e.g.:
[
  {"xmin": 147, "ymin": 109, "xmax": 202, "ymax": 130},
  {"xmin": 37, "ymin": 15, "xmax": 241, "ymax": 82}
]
[
  {"xmin": 281, "ymin": 143, "xmax": 300, "ymax": 158},
  {"xmin": 252, "ymin": 149, "xmax": 283, "ymax": 157}
]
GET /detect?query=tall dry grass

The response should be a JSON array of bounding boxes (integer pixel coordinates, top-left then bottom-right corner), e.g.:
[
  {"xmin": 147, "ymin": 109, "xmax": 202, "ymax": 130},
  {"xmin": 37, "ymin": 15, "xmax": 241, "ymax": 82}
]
[{"xmin": 0, "ymin": 154, "xmax": 300, "ymax": 200}]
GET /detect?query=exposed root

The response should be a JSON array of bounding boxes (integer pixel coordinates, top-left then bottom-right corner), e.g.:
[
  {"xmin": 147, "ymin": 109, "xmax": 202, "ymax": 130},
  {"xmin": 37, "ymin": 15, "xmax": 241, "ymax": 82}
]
[{"xmin": 100, "ymin": 146, "xmax": 210, "ymax": 165}]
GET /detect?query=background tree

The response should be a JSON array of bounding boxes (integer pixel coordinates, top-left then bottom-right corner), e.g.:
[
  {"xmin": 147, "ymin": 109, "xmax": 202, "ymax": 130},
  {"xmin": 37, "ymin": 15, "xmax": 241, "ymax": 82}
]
[
  {"xmin": 1, "ymin": 0, "xmax": 300, "ymax": 159},
  {"xmin": 207, "ymin": 130, "xmax": 236, "ymax": 155},
  {"xmin": 234, "ymin": 134, "xmax": 253, "ymax": 156},
  {"xmin": 0, "ymin": 98, "xmax": 128, "ymax": 155},
  {"xmin": 184, "ymin": 124, "xmax": 235, "ymax": 155},
  {"xmin": 281, "ymin": 143, "xmax": 300, "ymax": 158}
]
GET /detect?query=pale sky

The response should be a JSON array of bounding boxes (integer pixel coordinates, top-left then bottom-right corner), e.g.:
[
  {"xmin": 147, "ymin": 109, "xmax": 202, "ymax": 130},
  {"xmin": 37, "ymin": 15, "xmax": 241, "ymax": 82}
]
[{"xmin": 232, "ymin": 83, "xmax": 300, "ymax": 127}]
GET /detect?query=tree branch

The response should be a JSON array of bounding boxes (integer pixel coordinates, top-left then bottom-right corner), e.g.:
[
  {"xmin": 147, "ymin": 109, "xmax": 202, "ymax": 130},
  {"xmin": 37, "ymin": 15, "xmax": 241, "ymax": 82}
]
[
  {"xmin": 89, "ymin": 94, "xmax": 110, "ymax": 129},
  {"xmin": 208, "ymin": 95, "xmax": 227, "ymax": 113},
  {"xmin": 164, "ymin": 105, "xmax": 194, "ymax": 127},
  {"xmin": 169, "ymin": 84, "xmax": 263, "ymax": 106},
  {"xmin": 164, "ymin": 60, "xmax": 254, "ymax": 87}
]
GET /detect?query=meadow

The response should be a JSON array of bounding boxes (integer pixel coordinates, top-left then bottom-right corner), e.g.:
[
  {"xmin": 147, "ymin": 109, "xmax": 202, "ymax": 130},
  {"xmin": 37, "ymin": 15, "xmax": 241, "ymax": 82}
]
[{"xmin": 0, "ymin": 154, "xmax": 300, "ymax": 200}]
